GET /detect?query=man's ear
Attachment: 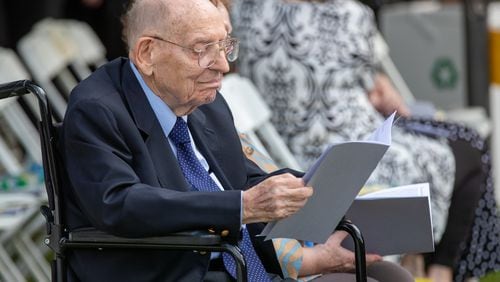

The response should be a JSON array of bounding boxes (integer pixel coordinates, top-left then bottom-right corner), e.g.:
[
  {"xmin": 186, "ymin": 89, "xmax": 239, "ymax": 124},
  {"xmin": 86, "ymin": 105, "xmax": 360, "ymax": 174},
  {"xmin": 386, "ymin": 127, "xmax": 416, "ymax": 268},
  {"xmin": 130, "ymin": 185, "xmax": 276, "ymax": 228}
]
[{"xmin": 132, "ymin": 38, "xmax": 155, "ymax": 76}]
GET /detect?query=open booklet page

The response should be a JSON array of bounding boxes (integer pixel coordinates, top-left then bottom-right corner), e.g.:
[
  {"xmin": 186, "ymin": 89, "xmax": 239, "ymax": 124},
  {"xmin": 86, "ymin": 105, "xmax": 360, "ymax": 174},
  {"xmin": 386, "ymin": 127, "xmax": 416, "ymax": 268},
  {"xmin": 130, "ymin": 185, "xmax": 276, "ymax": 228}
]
[
  {"xmin": 343, "ymin": 183, "xmax": 434, "ymax": 255},
  {"xmin": 260, "ymin": 112, "xmax": 396, "ymax": 242}
]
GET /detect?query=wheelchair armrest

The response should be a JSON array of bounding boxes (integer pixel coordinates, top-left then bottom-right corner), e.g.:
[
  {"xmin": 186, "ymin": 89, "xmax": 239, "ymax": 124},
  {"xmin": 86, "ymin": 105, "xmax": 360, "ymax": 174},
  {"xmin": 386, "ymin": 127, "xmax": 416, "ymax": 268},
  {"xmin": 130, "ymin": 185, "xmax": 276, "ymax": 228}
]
[
  {"xmin": 68, "ymin": 228, "xmax": 222, "ymax": 246},
  {"xmin": 63, "ymin": 228, "xmax": 247, "ymax": 281}
]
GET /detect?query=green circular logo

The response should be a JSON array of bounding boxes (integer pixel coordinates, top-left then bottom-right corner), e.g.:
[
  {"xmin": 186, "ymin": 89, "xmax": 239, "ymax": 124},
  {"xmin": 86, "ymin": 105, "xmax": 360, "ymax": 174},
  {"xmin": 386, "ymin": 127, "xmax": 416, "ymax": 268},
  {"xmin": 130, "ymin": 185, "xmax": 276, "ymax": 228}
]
[{"xmin": 431, "ymin": 57, "xmax": 459, "ymax": 89}]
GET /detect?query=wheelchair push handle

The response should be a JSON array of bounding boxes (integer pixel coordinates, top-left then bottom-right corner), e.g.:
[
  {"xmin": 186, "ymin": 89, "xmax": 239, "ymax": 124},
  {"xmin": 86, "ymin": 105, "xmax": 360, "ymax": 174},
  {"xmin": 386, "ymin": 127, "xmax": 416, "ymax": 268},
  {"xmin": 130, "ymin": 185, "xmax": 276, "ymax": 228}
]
[
  {"xmin": 0, "ymin": 79, "xmax": 32, "ymax": 99},
  {"xmin": 0, "ymin": 80, "xmax": 50, "ymax": 116}
]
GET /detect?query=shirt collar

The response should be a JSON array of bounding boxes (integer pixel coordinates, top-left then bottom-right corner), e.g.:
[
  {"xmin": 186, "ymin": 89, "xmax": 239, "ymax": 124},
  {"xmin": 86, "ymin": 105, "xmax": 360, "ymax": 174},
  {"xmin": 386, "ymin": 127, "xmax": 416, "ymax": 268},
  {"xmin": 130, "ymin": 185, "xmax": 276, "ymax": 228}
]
[{"xmin": 129, "ymin": 61, "xmax": 186, "ymax": 137}]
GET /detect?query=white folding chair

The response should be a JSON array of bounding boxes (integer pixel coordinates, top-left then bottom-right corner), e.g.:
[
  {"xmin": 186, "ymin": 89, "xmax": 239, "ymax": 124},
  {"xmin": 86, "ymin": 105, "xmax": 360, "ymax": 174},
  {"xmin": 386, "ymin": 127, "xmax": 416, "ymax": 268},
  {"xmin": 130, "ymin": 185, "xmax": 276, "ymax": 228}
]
[
  {"xmin": 0, "ymin": 47, "xmax": 51, "ymax": 282},
  {"xmin": 17, "ymin": 25, "xmax": 74, "ymax": 119},
  {"xmin": 0, "ymin": 193, "xmax": 40, "ymax": 282},
  {"xmin": 33, "ymin": 19, "xmax": 107, "ymax": 80},
  {"xmin": 0, "ymin": 47, "xmax": 41, "ymax": 164},
  {"xmin": 220, "ymin": 74, "xmax": 301, "ymax": 170},
  {"xmin": 18, "ymin": 19, "xmax": 108, "ymax": 120}
]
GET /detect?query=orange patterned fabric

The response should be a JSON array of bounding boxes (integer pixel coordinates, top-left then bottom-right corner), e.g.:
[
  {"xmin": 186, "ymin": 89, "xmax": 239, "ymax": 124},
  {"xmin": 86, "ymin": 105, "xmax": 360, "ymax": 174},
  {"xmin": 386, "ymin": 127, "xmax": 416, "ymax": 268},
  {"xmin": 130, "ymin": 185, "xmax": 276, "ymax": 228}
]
[
  {"xmin": 239, "ymin": 133, "xmax": 306, "ymax": 280},
  {"xmin": 272, "ymin": 238, "xmax": 304, "ymax": 279},
  {"xmin": 239, "ymin": 133, "xmax": 279, "ymax": 172}
]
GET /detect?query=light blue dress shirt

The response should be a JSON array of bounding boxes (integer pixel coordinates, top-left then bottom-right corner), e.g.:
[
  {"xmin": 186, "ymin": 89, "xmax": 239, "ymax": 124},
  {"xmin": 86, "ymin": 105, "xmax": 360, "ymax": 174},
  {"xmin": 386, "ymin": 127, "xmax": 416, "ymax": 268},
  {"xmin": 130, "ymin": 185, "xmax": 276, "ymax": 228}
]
[{"xmin": 129, "ymin": 62, "xmax": 225, "ymax": 189}]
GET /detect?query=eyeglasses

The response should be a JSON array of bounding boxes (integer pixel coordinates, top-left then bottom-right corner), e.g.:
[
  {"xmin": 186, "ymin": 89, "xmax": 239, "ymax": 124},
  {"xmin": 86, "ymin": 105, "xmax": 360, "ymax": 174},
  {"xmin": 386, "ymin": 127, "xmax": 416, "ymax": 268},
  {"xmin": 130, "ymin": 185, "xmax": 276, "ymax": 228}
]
[{"xmin": 147, "ymin": 35, "xmax": 239, "ymax": 69}]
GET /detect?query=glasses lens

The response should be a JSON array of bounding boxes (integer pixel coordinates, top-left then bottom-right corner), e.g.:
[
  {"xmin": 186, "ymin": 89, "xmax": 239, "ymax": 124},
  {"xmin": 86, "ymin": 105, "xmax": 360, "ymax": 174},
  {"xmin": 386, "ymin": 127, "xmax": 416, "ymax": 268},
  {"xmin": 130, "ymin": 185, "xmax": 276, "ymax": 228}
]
[
  {"xmin": 198, "ymin": 41, "xmax": 221, "ymax": 68},
  {"xmin": 226, "ymin": 39, "xmax": 239, "ymax": 62},
  {"xmin": 198, "ymin": 47, "xmax": 214, "ymax": 68},
  {"xmin": 198, "ymin": 38, "xmax": 240, "ymax": 68}
]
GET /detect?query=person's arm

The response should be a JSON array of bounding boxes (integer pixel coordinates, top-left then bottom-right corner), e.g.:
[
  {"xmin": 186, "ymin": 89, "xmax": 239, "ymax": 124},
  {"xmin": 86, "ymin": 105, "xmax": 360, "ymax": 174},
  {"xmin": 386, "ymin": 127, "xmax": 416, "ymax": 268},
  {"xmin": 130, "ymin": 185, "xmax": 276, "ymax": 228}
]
[
  {"xmin": 367, "ymin": 73, "xmax": 411, "ymax": 117},
  {"xmin": 299, "ymin": 231, "xmax": 382, "ymax": 276},
  {"xmin": 242, "ymin": 173, "xmax": 312, "ymax": 224},
  {"xmin": 63, "ymin": 98, "xmax": 242, "ymax": 237},
  {"xmin": 64, "ymin": 95, "xmax": 312, "ymax": 239}
]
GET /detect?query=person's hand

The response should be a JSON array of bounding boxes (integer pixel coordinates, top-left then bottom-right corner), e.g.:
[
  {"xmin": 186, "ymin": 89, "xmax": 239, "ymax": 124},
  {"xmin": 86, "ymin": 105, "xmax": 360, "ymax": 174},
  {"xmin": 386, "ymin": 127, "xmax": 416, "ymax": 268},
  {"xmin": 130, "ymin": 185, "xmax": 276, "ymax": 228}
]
[
  {"xmin": 242, "ymin": 173, "xmax": 313, "ymax": 224},
  {"xmin": 300, "ymin": 231, "xmax": 382, "ymax": 276},
  {"xmin": 368, "ymin": 73, "xmax": 411, "ymax": 117}
]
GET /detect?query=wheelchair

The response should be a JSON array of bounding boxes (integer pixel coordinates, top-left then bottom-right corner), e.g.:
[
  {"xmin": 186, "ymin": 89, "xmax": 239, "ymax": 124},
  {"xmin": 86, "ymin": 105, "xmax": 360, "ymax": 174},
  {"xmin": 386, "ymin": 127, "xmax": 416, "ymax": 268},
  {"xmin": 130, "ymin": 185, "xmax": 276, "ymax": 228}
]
[{"xmin": 0, "ymin": 80, "xmax": 367, "ymax": 282}]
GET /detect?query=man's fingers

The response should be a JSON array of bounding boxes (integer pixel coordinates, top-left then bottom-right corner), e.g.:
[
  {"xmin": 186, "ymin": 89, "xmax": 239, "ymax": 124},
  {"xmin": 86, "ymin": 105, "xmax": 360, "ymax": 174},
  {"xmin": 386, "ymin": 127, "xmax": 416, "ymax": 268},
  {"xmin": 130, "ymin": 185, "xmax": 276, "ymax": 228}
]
[
  {"xmin": 330, "ymin": 230, "xmax": 349, "ymax": 243},
  {"xmin": 286, "ymin": 186, "xmax": 314, "ymax": 201},
  {"xmin": 242, "ymin": 174, "xmax": 314, "ymax": 223},
  {"xmin": 365, "ymin": 254, "xmax": 383, "ymax": 265}
]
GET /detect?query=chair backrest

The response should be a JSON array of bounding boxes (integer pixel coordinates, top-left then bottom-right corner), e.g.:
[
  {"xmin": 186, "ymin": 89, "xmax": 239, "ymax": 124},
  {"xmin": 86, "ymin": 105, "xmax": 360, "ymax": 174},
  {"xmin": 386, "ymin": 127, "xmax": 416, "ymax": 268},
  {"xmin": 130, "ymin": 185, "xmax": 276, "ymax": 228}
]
[
  {"xmin": 17, "ymin": 19, "xmax": 106, "ymax": 120},
  {"xmin": 17, "ymin": 26, "xmax": 74, "ymax": 119},
  {"xmin": 220, "ymin": 74, "xmax": 301, "ymax": 170},
  {"xmin": 33, "ymin": 19, "xmax": 107, "ymax": 78},
  {"xmin": 0, "ymin": 48, "xmax": 42, "ymax": 172}
]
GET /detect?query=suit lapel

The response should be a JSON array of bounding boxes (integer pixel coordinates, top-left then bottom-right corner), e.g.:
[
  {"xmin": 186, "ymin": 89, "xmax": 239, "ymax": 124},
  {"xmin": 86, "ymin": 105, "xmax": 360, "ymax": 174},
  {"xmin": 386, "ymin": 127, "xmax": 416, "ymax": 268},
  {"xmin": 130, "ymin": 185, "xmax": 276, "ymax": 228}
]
[
  {"xmin": 119, "ymin": 60, "xmax": 190, "ymax": 191},
  {"xmin": 188, "ymin": 109, "xmax": 234, "ymax": 191}
]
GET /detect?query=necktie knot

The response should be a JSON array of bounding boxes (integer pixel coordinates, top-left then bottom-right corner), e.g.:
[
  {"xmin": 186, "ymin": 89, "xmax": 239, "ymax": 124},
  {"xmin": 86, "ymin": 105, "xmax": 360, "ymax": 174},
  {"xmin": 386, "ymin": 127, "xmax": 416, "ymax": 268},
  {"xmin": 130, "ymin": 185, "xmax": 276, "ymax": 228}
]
[{"xmin": 169, "ymin": 117, "xmax": 191, "ymax": 145}]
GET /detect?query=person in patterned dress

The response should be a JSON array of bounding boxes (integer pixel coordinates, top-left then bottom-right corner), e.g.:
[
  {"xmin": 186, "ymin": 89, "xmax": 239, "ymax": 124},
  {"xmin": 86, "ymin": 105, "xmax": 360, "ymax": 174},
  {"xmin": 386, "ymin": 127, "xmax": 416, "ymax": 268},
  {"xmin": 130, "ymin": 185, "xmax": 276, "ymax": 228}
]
[{"xmin": 232, "ymin": 0, "xmax": 497, "ymax": 281}]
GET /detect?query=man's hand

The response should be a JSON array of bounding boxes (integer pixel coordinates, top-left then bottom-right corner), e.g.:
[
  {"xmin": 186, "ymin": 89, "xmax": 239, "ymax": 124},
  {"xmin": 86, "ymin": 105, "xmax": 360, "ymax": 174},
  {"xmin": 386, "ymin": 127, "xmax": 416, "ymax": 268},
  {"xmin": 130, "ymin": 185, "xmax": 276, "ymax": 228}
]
[
  {"xmin": 242, "ymin": 173, "xmax": 313, "ymax": 224},
  {"xmin": 300, "ymin": 231, "xmax": 382, "ymax": 276}
]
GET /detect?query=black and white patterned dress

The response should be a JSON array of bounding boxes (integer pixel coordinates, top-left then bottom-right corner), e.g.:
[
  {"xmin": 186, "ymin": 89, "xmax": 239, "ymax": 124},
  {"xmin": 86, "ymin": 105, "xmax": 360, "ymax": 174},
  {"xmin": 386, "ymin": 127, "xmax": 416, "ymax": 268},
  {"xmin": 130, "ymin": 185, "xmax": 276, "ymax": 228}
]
[
  {"xmin": 233, "ymin": 1, "xmax": 500, "ymax": 278},
  {"xmin": 232, "ymin": 0, "xmax": 454, "ymax": 242}
]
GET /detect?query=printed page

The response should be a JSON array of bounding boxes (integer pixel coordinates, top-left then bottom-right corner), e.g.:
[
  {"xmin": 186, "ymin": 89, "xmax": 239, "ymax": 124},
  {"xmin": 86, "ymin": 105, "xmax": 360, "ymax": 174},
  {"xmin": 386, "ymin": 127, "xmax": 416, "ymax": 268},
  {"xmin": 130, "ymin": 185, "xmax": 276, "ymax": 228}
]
[
  {"xmin": 303, "ymin": 112, "xmax": 395, "ymax": 183},
  {"xmin": 261, "ymin": 112, "xmax": 396, "ymax": 243},
  {"xmin": 357, "ymin": 183, "xmax": 429, "ymax": 199}
]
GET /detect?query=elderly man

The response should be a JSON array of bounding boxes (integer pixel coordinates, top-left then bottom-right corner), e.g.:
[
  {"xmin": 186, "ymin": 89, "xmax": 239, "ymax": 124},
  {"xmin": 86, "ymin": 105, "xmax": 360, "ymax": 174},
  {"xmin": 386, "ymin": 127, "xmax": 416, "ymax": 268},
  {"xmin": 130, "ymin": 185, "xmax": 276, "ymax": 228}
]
[{"xmin": 61, "ymin": 0, "xmax": 412, "ymax": 281}]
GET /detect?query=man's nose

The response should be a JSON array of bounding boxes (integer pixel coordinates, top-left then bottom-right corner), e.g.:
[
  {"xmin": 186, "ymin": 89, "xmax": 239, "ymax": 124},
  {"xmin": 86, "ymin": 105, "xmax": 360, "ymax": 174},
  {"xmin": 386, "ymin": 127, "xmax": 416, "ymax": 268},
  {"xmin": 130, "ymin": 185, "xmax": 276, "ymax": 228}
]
[{"xmin": 210, "ymin": 50, "xmax": 230, "ymax": 73}]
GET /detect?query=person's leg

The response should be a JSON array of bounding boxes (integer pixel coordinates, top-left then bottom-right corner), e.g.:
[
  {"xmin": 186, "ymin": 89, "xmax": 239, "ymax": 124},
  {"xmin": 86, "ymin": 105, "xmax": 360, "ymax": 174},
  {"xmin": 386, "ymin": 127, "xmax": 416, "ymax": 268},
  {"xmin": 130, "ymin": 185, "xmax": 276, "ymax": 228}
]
[
  {"xmin": 426, "ymin": 138, "xmax": 486, "ymax": 279},
  {"xmin": 311, "ymin": 261, "xmax": 413, "ymax": 282},
  {"xmin": 366, "ymin": 261, "xmax": 414, "ymax": 282},
  {"xmin": 311, "ymin": 273, "xmax": 378, "ymax": 282},
  {"xmin": 400, "ymin": 253, "xmax": 425, "ymax": 277}
]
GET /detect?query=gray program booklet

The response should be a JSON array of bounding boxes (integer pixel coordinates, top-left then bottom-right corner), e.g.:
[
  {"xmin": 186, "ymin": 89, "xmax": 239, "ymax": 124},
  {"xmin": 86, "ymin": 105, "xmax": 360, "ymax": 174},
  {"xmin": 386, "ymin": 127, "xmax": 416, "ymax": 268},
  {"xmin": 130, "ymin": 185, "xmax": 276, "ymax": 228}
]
[
  {"xmin": 260, "ymin": 112, "xmax": 396, "ymax": 243},
  {"xmin": 343, "ymin": 183, "xmax": 434, "ymax": 255}
]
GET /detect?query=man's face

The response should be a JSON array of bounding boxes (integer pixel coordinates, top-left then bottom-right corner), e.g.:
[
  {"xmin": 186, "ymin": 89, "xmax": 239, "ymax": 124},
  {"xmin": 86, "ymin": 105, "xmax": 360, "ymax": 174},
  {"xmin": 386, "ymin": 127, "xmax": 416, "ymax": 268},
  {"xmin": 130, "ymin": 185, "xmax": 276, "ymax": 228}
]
[{"xmin": 148, "ymin": 2, "xmax": 230, "ymax": 116}]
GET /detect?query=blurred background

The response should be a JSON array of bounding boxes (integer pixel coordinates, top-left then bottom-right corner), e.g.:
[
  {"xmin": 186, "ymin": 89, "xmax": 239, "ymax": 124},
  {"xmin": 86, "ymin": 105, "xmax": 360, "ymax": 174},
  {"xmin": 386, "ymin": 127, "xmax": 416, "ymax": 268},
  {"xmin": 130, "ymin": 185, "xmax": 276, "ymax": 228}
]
[{"xmin": 0, "ymin": 0, "xmax": 498, "ymax": 281}]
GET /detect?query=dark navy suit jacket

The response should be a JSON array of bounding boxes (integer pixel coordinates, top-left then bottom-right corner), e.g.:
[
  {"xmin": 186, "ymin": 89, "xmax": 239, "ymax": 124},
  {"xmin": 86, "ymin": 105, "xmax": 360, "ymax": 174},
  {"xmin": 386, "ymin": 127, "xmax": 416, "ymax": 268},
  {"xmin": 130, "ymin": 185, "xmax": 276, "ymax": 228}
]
[{"xmin": 61, "ymin": 58, "xmax": 284, "ymax": 281}]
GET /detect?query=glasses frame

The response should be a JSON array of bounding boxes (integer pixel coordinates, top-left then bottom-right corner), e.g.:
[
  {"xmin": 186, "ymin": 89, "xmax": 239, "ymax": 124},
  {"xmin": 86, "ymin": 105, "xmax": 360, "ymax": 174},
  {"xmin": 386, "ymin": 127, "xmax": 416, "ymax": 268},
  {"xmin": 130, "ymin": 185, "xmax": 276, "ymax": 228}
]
[{"xmin": 146, "ymin": 35, "xmax": 239, "ymax": 69}]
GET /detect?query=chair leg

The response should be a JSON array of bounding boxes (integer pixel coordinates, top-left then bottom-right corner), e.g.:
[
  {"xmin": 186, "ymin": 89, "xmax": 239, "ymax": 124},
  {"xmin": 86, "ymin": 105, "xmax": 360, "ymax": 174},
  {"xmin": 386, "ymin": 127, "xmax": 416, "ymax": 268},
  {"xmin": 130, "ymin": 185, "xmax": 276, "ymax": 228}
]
[
  {"xmin": 20, "ymin": 215, "xmax": 52, "ymax": 278},
  {"xmin": 13, "ymin": 237, "xmax": 49, "ymax": 281},
  {"xmin": 338, "ymin": 221, "xmax": 367, "ymax": 282},
  {"xmin": 0, "ymin": 244, "xmax": 25, "ymax": 282}
]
